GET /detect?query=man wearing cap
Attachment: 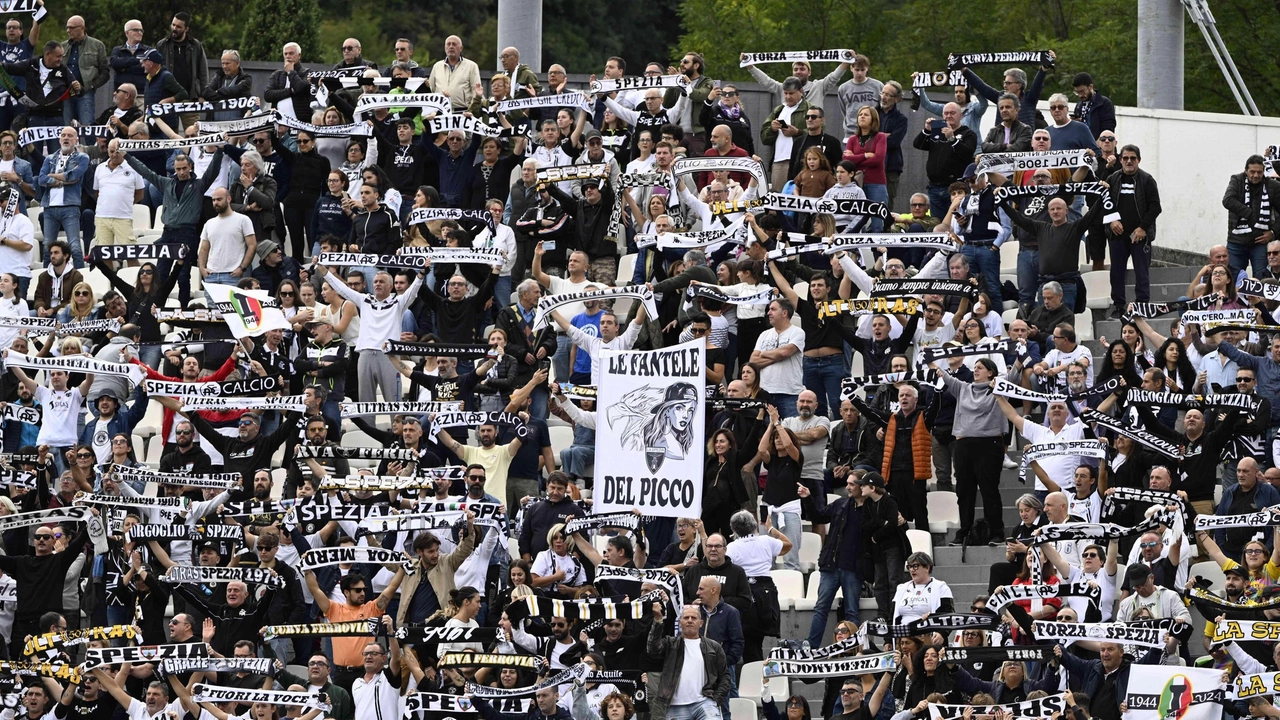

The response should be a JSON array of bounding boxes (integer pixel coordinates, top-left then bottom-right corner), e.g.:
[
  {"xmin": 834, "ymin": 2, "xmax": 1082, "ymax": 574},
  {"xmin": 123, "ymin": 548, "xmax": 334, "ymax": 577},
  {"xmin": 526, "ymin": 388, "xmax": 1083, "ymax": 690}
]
[
  {"xmin": 1199, "ymin": 566, "xmax": 1252, "ymax": 655},
  {"xmin": 155, "ymin": 394, "xmax": 302, "ymax": 493},
  {"xmin": 295, "ymin": 318, "xmax": 348, "ymax": 427},
  {"xmin": 858, "ymin": 470, "xmax": 904, "ymax": 620},
  {"xmin": 250, "ymin": 239, "xmax": 300, "ymax": 294},
  {"xmin": 573, "ymin": 128, "xmax": 621, "ymax": 198},
  {"xmin": 943, "ymin": 163, "xmax": 1007, "ymax": 306},
  {"xmin": 79, "ymin": 385, "xmax": 148, "ymax": 464},
  {"xmin": 141, "ymin": 48, "xmax": 187, "ymax": 133},
  {"xmin": 544, "ymin": 174, "xmax": 619, "ymax": 285},
  {"xmin": 1116, "ymin": 562, "xmax": 1189, "ymax": 623},
  {"xmin": 797, "ymin": 468, "xmax": 865, "ymax": 647}
]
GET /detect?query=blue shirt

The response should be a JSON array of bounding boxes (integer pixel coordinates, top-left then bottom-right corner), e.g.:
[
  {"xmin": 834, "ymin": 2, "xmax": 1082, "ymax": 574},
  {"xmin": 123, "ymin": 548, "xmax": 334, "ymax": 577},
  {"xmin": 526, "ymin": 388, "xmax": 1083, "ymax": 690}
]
[
  {"xmin": 0, "ymin": 39, "xmax": 32, "ymax": 92},
  {"xmin": 569, "ymin": 310, "xmax": 603, "ymax": 375},
  {"xmin": 65, "ymin": 40, "xmax": 83, "ymax": 83}
]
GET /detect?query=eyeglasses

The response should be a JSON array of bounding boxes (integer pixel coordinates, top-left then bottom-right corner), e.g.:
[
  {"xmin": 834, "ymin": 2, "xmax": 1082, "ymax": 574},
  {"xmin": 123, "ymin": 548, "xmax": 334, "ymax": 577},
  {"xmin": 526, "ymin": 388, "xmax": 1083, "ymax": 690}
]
[
  {"xmin": 1099, "ymin": 137, "xmax": 1116, "ymax": 142},
  {"xmin": 910, "ymin": 202, "xmax": 927, "ymax": 207},
  {"xmin": 308, "ymin": 661, "xmax": 329, "ymax": 667},
  {"xmin": 690, "ymin": 327, "xmax": 708, "ymax": 335},
  {"xmin": 787, "ymin": 701, "xmax": 806, "ymax": 708},
  {"xmin": 1081, "ymin": 552, "xmax": 1100, "ymax": 559},
  {"xmin": 1049, "ymin": 105, "xmax": 1067, "ymax": 110},
  {"xmin": 1238, "ymin": 377, "xmax": 1255, "ymax": 382},
  {"xmin": 722, "ymin": 91, "xmax": 738, "ymax": 97},
  {"xmin": 907, "ymin": 563, "xmax": 924, "ymax": 570},
  {"xmin": 361, "ymin": 650, "xmax": 383, "ymax": 656},
  {"xmin": 841, "ymin": 689, "xmax": 860, "ymax": 696},
  {"xmin": 550, "ymin": 621, "xmax": 568, "ymax": 628},
  {"xmin": 139, "ymin": 268, "xmax": 154, "ymax": 275},
  {"xmin": 1139, "ymin": 541, "xmax": 1159, "ymax": 549},
  {"xmin": 342, "ymin": 46, "xmax": 358, "ymax": 51},
  {"xmin": 1246, "ymin": 548, "xmax": 1266, "ymax": 555},
  {"xmin": 805, "ymin": 114, "xmax": 821, "ymax": 120},
  {"xmin": 238, "ymin": 419, "xmax": 256, "ymax": 427},
  {"xmin": 34, "ymin": 534, "xmax": 53, "ymax": 540},
  {"xmin": 1121, "ymin": 156, "xmax": 1139, "ymax": 162},
  {"xmin": 349, "ymin": 586, "xmax": 367, "ymax": 593},
  {"xmin": 279, "ymin": 291, "xmax": 294, "ymax": 296},
  {"xmin": 175, "ymin": 429, "xmax": 193, "ymax": 436},
  {"xmin": 466, "ymin": 475, "xmax": 485, "ymax": 481},
  {"xmin": 76, "ymin": 452, "xmax": 92, "ymax": 458}
]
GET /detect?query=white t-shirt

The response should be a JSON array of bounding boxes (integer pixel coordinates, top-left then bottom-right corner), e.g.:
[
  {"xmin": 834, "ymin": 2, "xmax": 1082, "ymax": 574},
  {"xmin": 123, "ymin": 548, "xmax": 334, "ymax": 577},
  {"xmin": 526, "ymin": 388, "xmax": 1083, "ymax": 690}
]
[
  {"xmin": 964, "ymin": 311, "xmax": 1003, "ymax": 339},
  {"xmin": 34, "ymin": 385, "xmax": 82, "ymax": 447},
  {"xmin": 754, "ymin": 324, "xmax": 805, "ymax": 395},
  {"xmin": 0, "ymin": 297, "xmax": 27, "ymax": 349},
  {"xmin": 1066, "ymin": 564, "xmax": 1116, "ymax": 622},
  {"xmin": 891, "ymin": 577, "xmax": 953, "ymax": 625},
  {"xmin": 0, "ymin": 213, "xmax": 34, "ymax": 278},
  {"xmin": 772, "ymin": 103, "xmax": 800, "ymax": 164},
  {"xmin": 671, "ymin": 638, "xmax": 706, "ymax": 705},
  {"xmin": 1042, "ymin": 345, "xmax": 1094, "ymax": 391},
  {"xmin": 201, "ymin": 212, "xmax": 257, "ymax": 274},
  {"xmin": 531, "ymin": 549, "xmax": 587, "ymax": 586},
  {"xmin": 127, "ymin": 698, "xmax": 185, "ymax": 720},
  {"xmin": 547, "ymin": 275, "xmax": 603, "ymax": 325},
  {"xmin": 92, "ymin": 161, "xmax": 146, "ymax": 220},
  {"xmin": 726, "ymin": 534, "xmax": 784, "ymax": 577},
  {"xmin": 1067, "ymin": 488, "xmax": 1103, "ymax": 524},
  {"xmin": 351, "ymin": 669, "xmax": 400, "ymax": 720},
  {"xmin": 912, "ymin": 321, "xmax": 955, "ymax": 357},
  {"xmin": 1021, "ymin": 420, "xmax": 1087, "ymax": 491}
]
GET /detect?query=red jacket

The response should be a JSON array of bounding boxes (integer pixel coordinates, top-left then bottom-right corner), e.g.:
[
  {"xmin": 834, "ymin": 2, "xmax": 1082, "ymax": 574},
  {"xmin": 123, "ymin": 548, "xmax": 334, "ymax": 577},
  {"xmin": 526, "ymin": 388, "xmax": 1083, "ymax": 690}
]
[{"xmin": 132, "ymin": 354, "xmax": 241, "ymax": 441}]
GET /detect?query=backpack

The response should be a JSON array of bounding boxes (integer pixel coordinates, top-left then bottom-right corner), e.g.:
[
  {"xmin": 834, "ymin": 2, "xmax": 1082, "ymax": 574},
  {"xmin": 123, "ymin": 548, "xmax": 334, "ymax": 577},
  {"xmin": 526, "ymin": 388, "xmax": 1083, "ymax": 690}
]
[{"xmin": 962, "ymin": 519, "xmax": 992, "ymax": 563}]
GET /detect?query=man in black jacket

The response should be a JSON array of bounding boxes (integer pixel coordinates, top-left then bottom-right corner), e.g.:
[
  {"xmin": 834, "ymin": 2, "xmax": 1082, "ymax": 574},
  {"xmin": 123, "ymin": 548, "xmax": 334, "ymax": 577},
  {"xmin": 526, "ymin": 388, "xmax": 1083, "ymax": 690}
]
[
  {"xmin": 788, "ymin": 106, "xmax": 842, "ymax": 179},
  {"xmin": 1222, "ymin": 155, "xmax": 1280, "ymax": 278},
  {"xmin": 1106, "ymin": 145, "xmax": 1161, "ymax": 316},
  {"xmin": 911, "ymin": 101, "xmax": 977, "ymax": 219},
  {"xmin": 859, "ymin": 472, "xmax": 903, "ymax": 621},
  {"xmin": 798, "ymin": 475, "xmax": 863, "ymax": 646},
  {"xmin": 494, "ymin": 279, "xmax": 556, "ymax": 421},
  {"xmin": 263, "ymin": 43, "xmax": 310, "ymax": 120},
  {"xmin": 202, "ymin": 50, "xmax": 252, "ymax": 120},
  {"xmin": 546, "ymin": 178, "xmax": 617, "ymax": 285},
  {"xmin": 158, "ymin": 396, "xmax": 303, "ymax": 493},
  {"xmin": 518, "ymin": 471, "xmax": 584, "ymax": 560},
  {"xmin": 680, "ymin": 533, "xmax": 753, "ymax": 622}
]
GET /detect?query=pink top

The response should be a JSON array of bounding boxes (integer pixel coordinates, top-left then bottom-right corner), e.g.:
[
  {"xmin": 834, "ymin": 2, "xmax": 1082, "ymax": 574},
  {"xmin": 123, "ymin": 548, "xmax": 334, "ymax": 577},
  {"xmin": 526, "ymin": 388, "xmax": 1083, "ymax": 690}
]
[{"xmin": 844, "ymin": 131, "xmax": 887, "ymax": 186}]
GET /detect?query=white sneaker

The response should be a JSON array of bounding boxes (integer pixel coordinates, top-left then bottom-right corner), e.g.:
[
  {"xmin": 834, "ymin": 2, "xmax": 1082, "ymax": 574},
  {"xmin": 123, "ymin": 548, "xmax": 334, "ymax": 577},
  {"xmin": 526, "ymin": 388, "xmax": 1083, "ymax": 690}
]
[{"xmin": 1002, "ymin": 454, "xmax": 1018, "ymax": 469}]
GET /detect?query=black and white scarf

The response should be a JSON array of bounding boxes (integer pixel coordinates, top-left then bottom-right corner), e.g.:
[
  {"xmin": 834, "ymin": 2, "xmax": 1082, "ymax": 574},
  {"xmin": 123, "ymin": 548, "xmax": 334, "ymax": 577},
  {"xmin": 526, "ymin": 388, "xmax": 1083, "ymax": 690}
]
[
  {"xmin": 919, "ymin": 339, "xmax": 1015, "ymax": 364},
  {"xmin": 685, "ymin": 284, "xmax": 774, "ymax": 305},
  {"xmin": 23, "ymin": 625, "xmax": 139, "ymax": 657},
  {"xmin": 1126, "ymin": 388, "xmax": 1263, "ymax": 414},
  {"xmin": 1103, "ymin": 487, "xmax": 1185, "ymax": 518},
  {"xmin": 1033, "ymin": 620, "xmax": 1179, "ymax": 649},
  {"xmin": 381, "ymin": 340, "xmax": 493, "ymax": 359},
  {"xmin": 672, "ymin": 156, "xmax": 767, "ymax": 190},
  {"xmin": 83, "ymin": 643, "xmax": 209, "ymax": 670},
  {"xmin": 338, "ymin": 401, "xmax": 463, "ymax": 418},
  {"xmin": 590, "ymin": 74, "xmax": 691, "ymax": 95},
  {"xmin": 992, "ymin": 376, "xmax": 1123, "ymax": 405},
  {"xmin": 125, "ymin": 524, "xmax": 243, "ymax": 543},
  {"xmin": 1079, "ymin": 408, "xmax": 1184, "ymax": 459},
  {"xmin": 862, "ymin": 613, "xmax": 1001, "ymax": 639},
  {"xmin": 707, "ymin": 397, "xmax": 769, "ymax": 412},
  {"xmin": 397, "ymin": 247, "xmax": 507, "ymax": 265},
  {"xmin": 502, "ymin": 590, "xmax": 663, "ymax": 624},
  {"xmin": 181, "ymin": 396, "xmax": 307, "ymax": 412},
  {"xmin": 1125, "ymin": 292, "xmax": 1223, "ymax": 319},
  {"xmin": 826, "ymin": 233, "xmax": 960, "ymax": 254},
  {"xmin": 564, "ymin": 513, "xmax": 642, "ymax": 535},
  {"xmin": 163, "ymin": 657, "xmax": 275, "ymax": 675},
  {"xmin": 161, "ymin": 565, "xmax": 284, "ymax": 588},
  {"xmin": 146, "ymin": 97, "xmax": 257, "ymax": 115},
  {"xmin": 429, "ymin": 411, "xmax": 528, "ymax": 439},
  {"xmin": 392, "ymin": 626, "xmax": 502, "ymax": 644},
  {"xmin": 769, "ymin": 636, "xmax": 861, "ymax": 660},
  {"xmin": 762, "ymin": 652, "xmax": 896, "ymax": 679},
  {"xmin": 405, "ymin": 207, "xmax": 494, "ymax": 228},
  {"xmin": 427, "ymin": 114, "xmax": 503, "ymax": 138},
  {"xmin": 465, "ymin": 664, "xmax": 586, "ymax": 698},
  {"xmin": 1236, "ymin": 179, "xmax": 1272, "ymax": 235},
  {"xmin": 298, "ymin": 546, "xmax": 413, "ymax": 574},
  {"xmin": 987, "ymin": 581, "xmax": 1102, "ymax": 612},
  {"xmin": 362, "ymin": 512, "xmax": 466, "ymax": 533},
  {"xmin": 293, "ymin": 445, "xmax": 422, "ymax": 462},
  {"xmin": 1180, "ymin": 308, "xmax": 1258, "ymax": 326},
  {"xmin": 191, "ymin": 686, "xmax": 330, "ymax": 712},
  {"xmin": 75, "ymin": 493, "xmax": 186, "ymax": 510},
  {"xmin": 260, "ymin": 620, "xmax": 379, "ymax": 641},
  {"xmin": 947, "ymin": 51, "xmax": 1054, "ymax": 71},
  {"xmin": 928, "ymin": 693, "xmax": 1066, "ymax": 720},
  {"xmin": 3, "ymin": 351, "xmax": 144, "ymax": 383},
  {"xmin": 840, "ymin": 371, "xmax": 942, "ymax": 400},
  {"xmin": 533, "ymin": 285, "xmax": 656, "ymax": 330},
  {"xmin": 1019, "ymin": 439, "xmax": 1108, "ymax": 483},
  {"xmin": 1033, "ymin": 512, "xmax": 1172, "ymax": 544},
  {"xmin": 118, "ymin": 133, "xmax": 228, "ymax": 151},
  {"xmin": 17, "ymin": 124, "xmax": 108, "ymax": 146},
  {"xmin": 535, "ymin": 163, "xmax": 610, "ymax": 184},
  {"xmin": 994, "ymin": 182, "xmax": 1119, "ymax": 224},
  {"xmin": 937, "ymin": 646, "xmax": 1056, "ymax": 665},
  {"xmin": 87, "ymin": 243, "xmax": 190, "ymax": 264},
  {"xmin": 636, "ymin": 220, "xmax": 747, "ymax": 251},
  {"xmin": 493, "ymin": 92, "xmax": 593, "ymax": 114},
  {"xmin": 442, "ymin": 652, "xmax": 549, "ymax": 672},
  {"xmin": 1235, "ymin": 278, "xmax": 1280, "ymax": 304},
  {"xmin": 1195, "ymin": 507, "xmax": 1280, "ymax": 532},
  {"xmin": 145, "ymin": 376, "xmax": 281, "ymax": 397},
  {"xmin": 739, "ymin": 50, "xmax": 856, "ymax": 66},
  {"xmin": 1187, "ymin": 587, "xmax": 1280, "ymax": 618},
  {"xmin": 316, "ymin": 252, "xmax": 428, "ymax": 270},
  {"xmin": 352, "ymin": 93, "xmax": 451, "ymax": 121},
  {"xmin": 977, "ymin": 150, "xmax": 1095, "ymax": 177}
]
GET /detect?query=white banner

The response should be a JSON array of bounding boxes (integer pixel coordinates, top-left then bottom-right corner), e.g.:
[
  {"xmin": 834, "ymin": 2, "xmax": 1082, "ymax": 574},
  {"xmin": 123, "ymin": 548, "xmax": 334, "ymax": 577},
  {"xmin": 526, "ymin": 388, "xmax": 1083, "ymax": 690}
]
[
  {"xmin": 595, "ymin": 338, "xmax": 705, "ymax": 519},
  {"xmin": 83, "ymin": 643, "xmax": 210, "ymax": 670},
  {"xmin": 1124, "ymin": 665, "xmax": 1225, "ymax": 720},
  {"xmin": 493, "ymin": 92, "xmax": 593, "ymax": 114},
  {"xmin": 3, "ymin": 350, "xmax": 146, "ymax": 385},
  {"xmin": 426, "ymin": 114, "xmax": 503, "ymax": 138},
  {"xmin": 929, "ymin": 694, "xmax": 1068, "ymax": 720},
  {"xmin": 191, "ymin": 685, "xmax": 330, "ymax": 712},
  {"xmin": 117, "ymin": 133, "xmax": 227, "ymax": 151},
  {"xmin": 181, "ymin": 396, "xmax": 306, "ymax": 412},
  {"xmin": 1180, "ymin": 309, "xmax": 1258, "ymax": 326},
  {"xmin": 672, "ymin": 156, "xmax": 768, "ymax": 191},
  {"xmin": 203, "ymin": 283, "xmax": 291, "ymax": 339}
]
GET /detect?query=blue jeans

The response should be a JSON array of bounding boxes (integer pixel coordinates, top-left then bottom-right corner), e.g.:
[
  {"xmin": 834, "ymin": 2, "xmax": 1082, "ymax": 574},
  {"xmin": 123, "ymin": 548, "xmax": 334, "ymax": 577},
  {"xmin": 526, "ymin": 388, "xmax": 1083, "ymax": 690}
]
[
  {"xmin": 561, "ymin": 444, "xmax": 593, "ymax": 477},
  {"xmin": 864, "ymin": 183, "xmax": 889, "ymax": 232},
  {"xmin": 963, "ymin": 244, "xmax": 1002, "ymax": 306},
  {"xmin": 552, "ymin": 335, "xmax": 571, "ymax": 382},
  {"xmin": 772, "ymin": 393, "xmax": 797, "ymax": 419},
  {"xmin": 770, "ymin": 509, "xmax": 801, "ymax": 571},
  {"xmin": 1017, "ymin": 248, "xmax": 1040, "ymax": 307},
  {"xmin": 158, "ymin": 226, "xmax": 199, "ymax": 305},
  {"xmin": 808, "ymin": 569, "xmax": 861, "ymax": 647},
  {"xmin": 1229, "ymin": 241, "xmax": 1269, "ymax": 281},
  {"xmin": 204, "ymin": 272, "xmax": 239, "ymax": 304},
  {"xmin": 667, "ymin": 699, "xmax": 723, "ymax": 720},
  {"xmin": 62, "ymin": 93, "xmax": 95, "ymax": 127},
  {"xmin": 803, "ymin": 353, "xmax": 846, "ymax": 419},
  {"xmin": 528, "ymin": 384, "xmax": 549, "ymax": 421},
  {"xmin": 42, "ymin": 206, "xmax": 83, "ymax": 268},
  {"xmin": 927, "ymin": 184, "xmax": 951, "ymax": 222}
]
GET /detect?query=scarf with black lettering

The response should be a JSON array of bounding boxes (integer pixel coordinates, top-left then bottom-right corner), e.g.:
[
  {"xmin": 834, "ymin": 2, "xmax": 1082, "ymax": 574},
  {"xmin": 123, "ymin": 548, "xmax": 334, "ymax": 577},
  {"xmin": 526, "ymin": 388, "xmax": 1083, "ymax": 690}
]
[
  {"xmin": 993, "ymin": 182, "xmax": 1119, "ymax": 224},
  {"xmin": 298, "ymin": 546, "xmax": 414, "ymax": 574},
  {"xmin": 1033, "ymin": 511, "xmax": 1172, "ymax": 544},
  {"xmin": 108, "ymin": 464, "xmax": 240, "ymax": 490},
  {"xmin": 118, "ymin": 133, "xmax": 228, "ymax": 151},
  {"xmin": 533, "ymin": 285, "xmax": 656, "ymax": 331},
  {"xmin": 1186, "ymin": 587, "xmax": 1280, "ymax": 619},
  {"xmin": 317, "ymin": 252, "xmax": 427, "ymax": 271},
  {"xmin": 1126, "ymin": 293, "xmax": 1224, "ymax": 319},
  {"xmin": 163, "ymin": 657, "xmax": 276, "ymax": 675},
  {"xmin": 465, "ymin": 663, "xmax": 585, "ymax": 698},
  {"xmin": 707, "ymin": 397, "xmax": 769, "ymax": 412},
  {"xmin": 636, "ymin": 220, "xmax": 747, "ymax": 251},
  {"xmin": 1126, "ymin": 388, "xmax": 1263, "ymax": 414},
  {"xmin": 947, "ymin": 51, "xmax": 1054, "ymax": 71},
  {"xmin": 563, "ymin": 513, "xmax": 641, "ymax": 535},
  {"xmin": 740, "ymin": 50, "xmax": 857, "ymax": 67},
  {"xmin": 592, "ymin": 565, "xmax": 683, "ymax": 614},
  {"xmin": 1034, "ymin": 620, "xmax": 1181, "ymax": 649},
  {"xmin": 769, "ymin": 636, "xmax": 861, "ymax": 660},
  {"xmin": 83, "ymin": 643, "xmax": 209, "ymax": 670},
  {"xmin": 54, "ymin": 319, "xmax": 122, "ymax": 337},
  {"xmin": 429, "ymin": 411, "xmax": 528, "ymax": 439},
  {"xmin": 337, "ymin": 400, "xmax": 464, "ymax": 418},
  {"xmin": 191, "ymin": 685, "xmax": 330, "ymax": 712},
  {"xmin": 919, "ymin": 339, "xmax": 1015, "ymax": 365},
  {"xmin": 391, "ymin": 626, "xmax": 502, "ymax": 644},
  {"xmin": 987, "ymin": 581, "xmax": 1102, "ymax": 612},
  {"xmin": 840, "ymin": 371, "xmax": 942, "ymax": 400},
  {"xmin": 685, "ymin": 284, "xmax": 775, "ymax": 306},
  {"xmin": 23, "ymin": 625, "xmax": 139, "ymax": 658},
  {"xmin": 672, "ymin": 156, "xmax": 767, "ymax": 191},
  {"xmin": 871, "ymin": 279, "xmax": 978, "ymax": 300},
  {"xmin": 161, "ymin": 565, "xmax": 284, "ymax": 588},
  {"xmin": 1195, "ymin": 507, "xmax": 1280, "ymax": 531},
  {"xmin": 937, "ymin": 646, "xmax": 1056, "ymax": 665},
  {"xmin": 363, "ymin": 512, "xmax": 467, "ymax": 534},
  {"xmin": 261, "ymin": 620, "xmax": 380, "ymax": 641},
  {"xmin": 826, "ymin": 232, "xmax": 960, "ymax": 254},
  {"xmin": 503, "ymin": 590, "xmax": 663, "ymax": 624},
  {"xmin": 3, "ymin": 351, "xmax": 145, "ymax": 383},
  {"xmin": 1102, "ymin": 487, "xmax": 1185, "ymax": 517},
  {"xmin": 380, "ymin": 340, "xmax": 493, "ymax": 360},
  {"xmin": 88, "ymin": 243, "xmax": 189, "ymax": 263},
  {"xmin": 1181, "ymin": 309, "xmax": 1258, "ymax": 326},
  {"xmin": 762, "ymin": 652, "xmax": 896, "ymax": 679},
  {"xmin": 1079, "ymin": 408, "xmax": 1184, "ymax": 459},
  {"xmin": 928, "ymin": 693, "xmax": 1067, "ymax": 720},
  {"xmin": 442, "ymin": 652, "xmax": 549, "ymax": 672},
  {"xmin": 1019, "ymin": 439, "xmax": 1108, "ymax": 483},
  {"xmin": 352, "ymin": 93, "xmax": 451, "ymax": 121},
  {"xmin": 0, "ymin": 403, "xmax": 39, "ymax": 424},
  {"xmin": 992, "ymin": 376, "xmax": 1123, "ymax": 406},
  {"xmin": 861, "ymin": 613, "xmax": 1002, "ymax": 639},
  {"xmin": 293, "ymin": 446, "xmax": 423, "ymax": 464},
  {"xmin": 977, "ymin": 150, "xmax": 1095, "ymax": 177},
  {"xmin": 1236, "ymin": 278, "xmax": 1280, "ymax": 303}
]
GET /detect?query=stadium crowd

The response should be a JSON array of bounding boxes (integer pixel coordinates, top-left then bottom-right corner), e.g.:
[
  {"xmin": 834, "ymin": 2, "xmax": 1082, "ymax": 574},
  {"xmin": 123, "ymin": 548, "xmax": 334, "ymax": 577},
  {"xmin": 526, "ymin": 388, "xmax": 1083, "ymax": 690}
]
[{"xmin": 0, "ymin": 10, "xmax": 1272, "ymax": 720}]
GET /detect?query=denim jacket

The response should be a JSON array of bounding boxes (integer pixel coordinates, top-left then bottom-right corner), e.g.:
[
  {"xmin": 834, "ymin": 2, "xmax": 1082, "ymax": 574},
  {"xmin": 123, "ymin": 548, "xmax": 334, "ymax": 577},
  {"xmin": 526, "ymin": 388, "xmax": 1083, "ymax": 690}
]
[{"xmin": 37, "ymin": 150, "xmax": 90, "ymax": 207}]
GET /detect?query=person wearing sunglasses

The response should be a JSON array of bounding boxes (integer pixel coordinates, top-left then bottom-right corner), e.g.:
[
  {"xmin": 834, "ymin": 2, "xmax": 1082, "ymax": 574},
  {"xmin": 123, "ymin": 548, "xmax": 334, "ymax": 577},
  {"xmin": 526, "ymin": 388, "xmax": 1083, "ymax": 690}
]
[
  {"xmin": 0, "ymin": 513, "xmax": 91, "ymax": 658},
  {"xmin": 1039, "ymin": 537, "xmax": 1119, "ymax": 622},
  {"xmin": 1102, "ymin": 143, "xmax": 1160, "ymax": 318}
]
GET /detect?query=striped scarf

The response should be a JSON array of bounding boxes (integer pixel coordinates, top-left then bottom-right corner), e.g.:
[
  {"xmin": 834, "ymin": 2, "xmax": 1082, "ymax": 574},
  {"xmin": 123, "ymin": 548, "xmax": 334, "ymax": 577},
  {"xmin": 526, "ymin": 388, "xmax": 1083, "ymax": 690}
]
[{"xmin": 1237, "ymin": 179, "xmax": 1272, "ymax": 234}]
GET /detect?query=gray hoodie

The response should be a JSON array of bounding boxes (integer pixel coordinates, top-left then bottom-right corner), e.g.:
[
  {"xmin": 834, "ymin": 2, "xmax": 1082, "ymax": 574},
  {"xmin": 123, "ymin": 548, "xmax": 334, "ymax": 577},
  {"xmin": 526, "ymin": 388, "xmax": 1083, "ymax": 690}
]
[{"xmin": 936, "ymin": 364, "xmax": 1012, "ymax": 438}]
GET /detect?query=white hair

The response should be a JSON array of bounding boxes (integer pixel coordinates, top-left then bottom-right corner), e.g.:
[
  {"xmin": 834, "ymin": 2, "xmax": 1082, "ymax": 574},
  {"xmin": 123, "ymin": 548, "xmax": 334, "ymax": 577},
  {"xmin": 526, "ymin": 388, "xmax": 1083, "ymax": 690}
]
[{"xmin": 282, "ymin": 42, "xmax": 300, "ymax": 54}]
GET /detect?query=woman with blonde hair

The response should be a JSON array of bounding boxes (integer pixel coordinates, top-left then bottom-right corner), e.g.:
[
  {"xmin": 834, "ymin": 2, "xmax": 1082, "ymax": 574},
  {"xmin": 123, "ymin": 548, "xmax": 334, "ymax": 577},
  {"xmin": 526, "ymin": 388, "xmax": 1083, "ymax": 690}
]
[{"xmin": 530, "ymin": 523, "xmax": 588, "ymax": 597}]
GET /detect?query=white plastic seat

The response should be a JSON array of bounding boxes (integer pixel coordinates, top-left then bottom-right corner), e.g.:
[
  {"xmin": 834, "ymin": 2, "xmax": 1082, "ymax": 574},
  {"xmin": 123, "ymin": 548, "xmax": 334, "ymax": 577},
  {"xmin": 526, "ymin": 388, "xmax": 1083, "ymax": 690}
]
[
  {"xmin": 27, "ymin": 207, "xmax": 42, "ymax": 241},
  {"xmin": 730, "ymin": 697, "xmax": 759, "ymax": 720},
  {"xmin": 1001, "ymin": 307, "xmax": 1018, "ymax": 330},
  {"xmin": 926, "ymin": 491, "xmax": 960, "ymax": 535},
  {"xmin": 1074, "ymin": 312, "xmax": 1095, "ymax": 343},
  {"xmin": 547, "ymin": 426, "xmax": 575, "ymax": 461},
  {"xmin": 616, "ymin": 254, "xmax": 636, "ymax": 286},
  {"xmin": 1082, "ymin": 271, "xmax": 1110, "ymax": 310},
  {"xmin": 999, "ymin": 240, "xmax": 1019, "ymax": 269},
  {"xmin": 737, "ymin": 662, "xmax": 787, "ymax": 705},
  {"xmin": 906, "ymin": 529, "xmax": 933, "ymax": 558},
  {"xmin": 771, "ymin": 569, "xmax": 804, "ymax": 612},
  {"xmin": 795, "ymin": 571, "xmax": 840, "ymax": 613},
  {"xmin": 342, "ymin": 431, "xmax": 381, "ymax": 448},
  {"xmin": 82, "ymin": 269, "xmax": 111, "ymax": 300},
  {"xmin": 793, "ymin": 281, "xmax": 808, "ymax": 301},
  {"xmin": 132, "ymin": 204, "xmax": 152, "ymax": 232},
  {"xmin": 26, "ymin": 268, "xmax": 44, "ymax": 303},
  {"xmin": 798, "ymin": 531, "xmax": 820, "ymax": 573},
  {"xmin": 144, "ymin": 438, "xmax": 164, "ymax": 466},
  {"xmin": 1190, "ymin": 561, "xmax": 1226, "ymax": 594}
]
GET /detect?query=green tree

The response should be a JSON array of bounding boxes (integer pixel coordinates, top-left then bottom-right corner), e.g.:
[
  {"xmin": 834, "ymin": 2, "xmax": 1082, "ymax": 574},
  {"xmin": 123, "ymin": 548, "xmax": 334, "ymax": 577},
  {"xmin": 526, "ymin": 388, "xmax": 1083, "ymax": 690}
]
[
  {"xmin": 241, "ymin": 0, "xmax": 321, "ymax": 62},
  {"xmin": 70, "ymin": 1, "xmax": 246, "ymax": 60}
]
